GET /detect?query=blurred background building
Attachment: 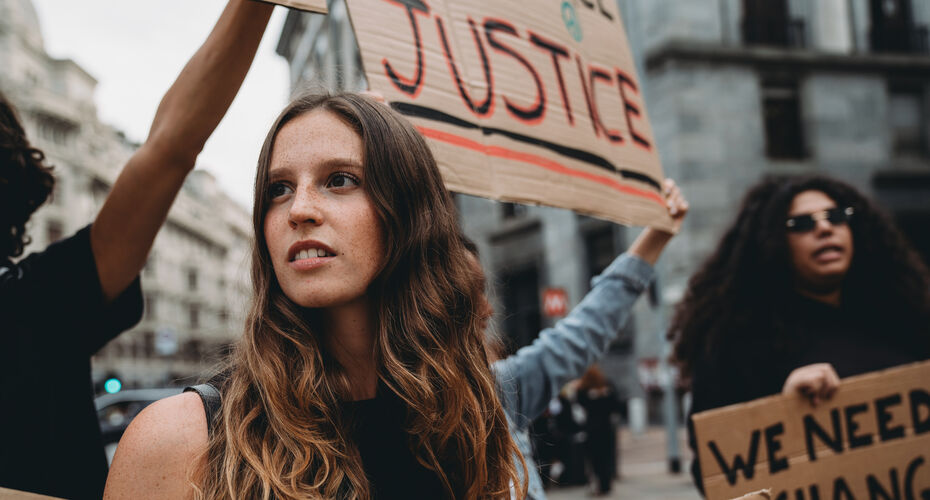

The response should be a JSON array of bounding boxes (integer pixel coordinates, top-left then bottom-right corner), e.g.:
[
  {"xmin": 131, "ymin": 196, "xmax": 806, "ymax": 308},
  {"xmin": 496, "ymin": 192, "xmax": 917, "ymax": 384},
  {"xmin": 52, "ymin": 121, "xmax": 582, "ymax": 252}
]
[
  {"xmin": 276, "ymin": 0, "xmax": 930, "ymax": 428},
  {"xmin": 0, "ymin": 0, "xmax": 253, "ymax": 390}
]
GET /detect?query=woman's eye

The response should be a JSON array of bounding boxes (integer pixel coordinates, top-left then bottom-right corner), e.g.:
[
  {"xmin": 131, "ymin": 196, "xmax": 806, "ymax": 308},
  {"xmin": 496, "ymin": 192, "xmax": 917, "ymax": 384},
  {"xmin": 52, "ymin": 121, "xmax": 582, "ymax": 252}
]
[
  {"xmin": 328, "ymin": 173, "xmax": 360, "ymax": 189},
  {"xmin": 269, "ymin": 182, "xmax": 292, "ymax": 199}
]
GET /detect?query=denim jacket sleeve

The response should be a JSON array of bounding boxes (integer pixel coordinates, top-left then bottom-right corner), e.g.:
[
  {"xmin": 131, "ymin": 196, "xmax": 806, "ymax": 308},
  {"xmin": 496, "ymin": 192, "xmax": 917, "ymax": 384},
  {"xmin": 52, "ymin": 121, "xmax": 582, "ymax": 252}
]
[{"xmin": 492, "ymin": 253, "xmax": 654, "ymax": 431}]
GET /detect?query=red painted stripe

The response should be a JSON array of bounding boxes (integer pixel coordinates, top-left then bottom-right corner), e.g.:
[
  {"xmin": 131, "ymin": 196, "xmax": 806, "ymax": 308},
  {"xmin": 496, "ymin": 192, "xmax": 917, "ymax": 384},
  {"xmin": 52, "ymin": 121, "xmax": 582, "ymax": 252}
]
[{"xmin": 417, "ymin": 126, "xmax": 664, "ymax": 205}]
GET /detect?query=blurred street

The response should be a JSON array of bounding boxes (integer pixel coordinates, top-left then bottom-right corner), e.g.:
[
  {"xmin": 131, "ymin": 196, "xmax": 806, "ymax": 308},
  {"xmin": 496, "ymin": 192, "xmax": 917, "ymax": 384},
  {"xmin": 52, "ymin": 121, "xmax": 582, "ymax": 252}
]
[{"xmin": 548, "ymin": 427, "xmax": 700, "ymax": 500}]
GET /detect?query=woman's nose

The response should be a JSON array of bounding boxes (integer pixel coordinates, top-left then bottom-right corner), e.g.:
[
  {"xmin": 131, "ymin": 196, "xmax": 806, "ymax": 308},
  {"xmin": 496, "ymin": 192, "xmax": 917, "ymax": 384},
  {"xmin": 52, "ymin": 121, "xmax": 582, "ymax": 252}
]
[
  {"xmin": 813, "ymin": 217, "xmax": 834, "ymax": 235},
  {"xmin": 287, "ymin": 188, "xmax": 324, "ymax": 228}
]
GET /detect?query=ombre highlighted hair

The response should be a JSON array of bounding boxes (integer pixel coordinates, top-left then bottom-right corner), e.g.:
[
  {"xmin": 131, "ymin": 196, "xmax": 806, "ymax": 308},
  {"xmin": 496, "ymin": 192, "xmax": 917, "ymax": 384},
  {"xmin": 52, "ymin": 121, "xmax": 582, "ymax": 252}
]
[{"xmin": 194, "ymin": 93, "xmax": 526, "ymax": 499}]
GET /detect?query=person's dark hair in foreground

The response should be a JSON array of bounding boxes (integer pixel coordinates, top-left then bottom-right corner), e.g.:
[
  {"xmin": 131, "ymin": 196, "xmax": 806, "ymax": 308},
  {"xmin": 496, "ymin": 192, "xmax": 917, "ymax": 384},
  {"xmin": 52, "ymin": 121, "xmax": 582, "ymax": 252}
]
[
  {"xmin": 0, "ymin": 93, "xmax": 55, "ymax": 259},
  {"xmin": 0, "ymin": 2, "xmax": 273, "ymax": 498},
  {"xmin": 669, "ymin": 174, "xmax": 930, "ymax": 492}
]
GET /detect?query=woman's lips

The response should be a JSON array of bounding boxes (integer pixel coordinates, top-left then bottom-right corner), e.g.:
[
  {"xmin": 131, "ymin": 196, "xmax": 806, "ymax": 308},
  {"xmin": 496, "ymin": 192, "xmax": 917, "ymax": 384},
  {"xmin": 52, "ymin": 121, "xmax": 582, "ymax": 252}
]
[
  {"xmin": 812, "ymin": 245, "xmax": 844, "ymax": 263},
  {"xmin": 289, "ymin": 255, "xmax": 335, "ymax": 271}
]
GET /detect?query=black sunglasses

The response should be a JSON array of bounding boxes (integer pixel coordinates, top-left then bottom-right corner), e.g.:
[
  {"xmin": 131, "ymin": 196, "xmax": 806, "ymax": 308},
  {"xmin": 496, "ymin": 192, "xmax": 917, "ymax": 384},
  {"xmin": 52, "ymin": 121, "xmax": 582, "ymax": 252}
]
[{"xmin": 785, "ymin": 207, "xmax": 854, "ymax": 233}]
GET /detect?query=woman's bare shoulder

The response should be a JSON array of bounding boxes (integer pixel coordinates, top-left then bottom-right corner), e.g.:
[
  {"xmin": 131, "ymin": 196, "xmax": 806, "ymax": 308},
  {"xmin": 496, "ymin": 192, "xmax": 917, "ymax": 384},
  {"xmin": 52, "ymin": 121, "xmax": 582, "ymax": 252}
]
[{"xmin": 104, "ymin": 392, "xmax": 209, "ymax": 499}]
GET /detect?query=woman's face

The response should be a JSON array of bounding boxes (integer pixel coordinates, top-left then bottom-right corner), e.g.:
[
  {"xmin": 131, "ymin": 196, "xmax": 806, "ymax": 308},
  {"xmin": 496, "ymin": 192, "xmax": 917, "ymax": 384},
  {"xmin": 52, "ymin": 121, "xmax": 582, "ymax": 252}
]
[
  {"xmin": 785, "ymin": 190, "xmax": 854, "ymax": 292},
  {"xmin": 263, "ymin": 110, "xmax": 385, "ymax": 309}
]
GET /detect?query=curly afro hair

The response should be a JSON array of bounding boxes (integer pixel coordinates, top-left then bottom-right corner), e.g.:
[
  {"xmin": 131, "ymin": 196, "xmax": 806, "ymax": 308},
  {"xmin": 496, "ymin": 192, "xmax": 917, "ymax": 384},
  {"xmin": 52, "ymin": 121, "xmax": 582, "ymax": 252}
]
[
  {"xmin": 1, "ymin": 92, "xmax": 55, "ymax": 259},
  {"xmin": 669, "ymin": 174, "xmax": 930, "ymax": 380}
]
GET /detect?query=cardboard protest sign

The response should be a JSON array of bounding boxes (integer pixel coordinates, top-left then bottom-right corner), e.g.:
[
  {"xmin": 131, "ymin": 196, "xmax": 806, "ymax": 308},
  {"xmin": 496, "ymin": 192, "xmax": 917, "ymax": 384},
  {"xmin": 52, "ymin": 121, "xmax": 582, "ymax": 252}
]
[
  {"xmin": 0, "ymin": 487, "xmax": 63, "ymax": 499},
  {"xmin": 732, "ymin": 490, "xmax": 772, "ymax": 500},
  {"xmin": 256, "ymin": 0, "xmax": 327, "ymax": 13},
  {"xmin": 343, "ymin": 0, "xmax": 672, "ymax": 230},
  {"xmin": 693, "ymin": 361, "xmax": 930, "ymax": 500}
]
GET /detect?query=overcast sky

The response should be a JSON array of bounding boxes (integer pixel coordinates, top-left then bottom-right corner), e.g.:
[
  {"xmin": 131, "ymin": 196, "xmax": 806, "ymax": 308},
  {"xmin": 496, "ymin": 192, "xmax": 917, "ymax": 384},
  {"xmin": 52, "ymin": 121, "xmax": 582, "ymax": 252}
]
[{"xmin": 30, "ymin": 0, "xmax": 293, "ymax": 208}]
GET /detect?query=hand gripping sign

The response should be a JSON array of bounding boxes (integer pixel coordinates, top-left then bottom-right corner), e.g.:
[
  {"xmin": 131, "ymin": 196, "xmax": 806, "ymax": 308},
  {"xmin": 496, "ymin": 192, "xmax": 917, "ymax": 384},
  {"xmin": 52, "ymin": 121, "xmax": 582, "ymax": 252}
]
[
  {"xmin": 693, "ymin": 361, "xmax": 930, "ymax": 500},
  {"xmin": 342, "ymin": 0, "xmax": 672, "ymax": 230}
]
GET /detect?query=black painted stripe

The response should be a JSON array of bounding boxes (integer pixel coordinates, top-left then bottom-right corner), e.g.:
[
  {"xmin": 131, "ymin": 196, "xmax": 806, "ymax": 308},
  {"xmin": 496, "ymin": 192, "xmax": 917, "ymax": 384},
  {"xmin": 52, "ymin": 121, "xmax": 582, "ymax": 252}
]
[{"xmin": 390, "ymin": 101, "xmax": 661, "ymax": 191}]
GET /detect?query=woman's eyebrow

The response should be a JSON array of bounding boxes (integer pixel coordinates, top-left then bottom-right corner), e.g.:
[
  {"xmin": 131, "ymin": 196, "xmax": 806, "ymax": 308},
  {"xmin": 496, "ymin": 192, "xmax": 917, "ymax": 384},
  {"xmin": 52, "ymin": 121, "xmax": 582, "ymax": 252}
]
[
  {"xmin": 318, "ymin": 157, "xmax": 364, "ymax": 172},
  {"xmin": 268, "ymin": 166, "xmax": 293, "ymax": 183}
]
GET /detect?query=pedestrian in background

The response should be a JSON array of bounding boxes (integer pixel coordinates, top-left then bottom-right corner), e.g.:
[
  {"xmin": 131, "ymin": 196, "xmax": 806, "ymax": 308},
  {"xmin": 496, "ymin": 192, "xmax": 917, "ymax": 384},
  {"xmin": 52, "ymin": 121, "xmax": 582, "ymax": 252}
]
[
  {"xmin": 669, "ymin": 174, "xmax": 930, "ymax": 493},
  {"xmin": 576, "ymin": 365, "xmax": 624, "ymax": 496},
  {"xmin": 0, "ymin": 1, "xmax": 272, "ymax": 497}
]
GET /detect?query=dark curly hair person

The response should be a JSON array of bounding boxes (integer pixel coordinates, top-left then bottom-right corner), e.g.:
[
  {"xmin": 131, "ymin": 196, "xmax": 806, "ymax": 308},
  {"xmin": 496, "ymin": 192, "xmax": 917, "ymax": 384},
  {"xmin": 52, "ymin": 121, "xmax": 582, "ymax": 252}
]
[
  {"xmin": 668, "ymin": 174, "xmax": 930, "ymax": 493},
  {"xmin": 0, "ymin": 93, "xmax": 55, "ymax": 259},
  {"xmin": 0, "ymin": 3, "xmax": 273, "ymax": 498}
]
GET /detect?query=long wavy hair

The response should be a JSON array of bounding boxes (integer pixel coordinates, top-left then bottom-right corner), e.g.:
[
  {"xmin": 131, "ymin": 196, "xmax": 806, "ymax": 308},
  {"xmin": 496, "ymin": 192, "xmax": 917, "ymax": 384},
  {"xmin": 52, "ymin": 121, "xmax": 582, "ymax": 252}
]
[
  {"xmin": 0, "ymin": 92, "xmax": 55, "ymax": 259},
  {"xmin": 670, "ymin": 174, "xmax": 930, "ymax": 380},
  {"xmin": 195, "ymin": 93, "xmax": 525, "ymax": 499}
]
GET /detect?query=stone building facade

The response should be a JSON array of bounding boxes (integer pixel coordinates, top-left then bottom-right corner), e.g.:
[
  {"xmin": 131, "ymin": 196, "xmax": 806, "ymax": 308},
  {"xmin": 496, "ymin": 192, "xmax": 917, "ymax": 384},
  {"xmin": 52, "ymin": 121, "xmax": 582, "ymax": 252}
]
[{"xmin": 0, "ymin": 0, "xmax": 253, "ymax": 389}]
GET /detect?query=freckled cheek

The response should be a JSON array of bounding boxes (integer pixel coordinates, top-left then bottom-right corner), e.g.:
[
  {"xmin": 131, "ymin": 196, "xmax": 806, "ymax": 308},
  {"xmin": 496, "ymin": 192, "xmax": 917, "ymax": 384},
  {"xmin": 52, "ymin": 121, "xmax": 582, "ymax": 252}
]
[{"xmin": 264, "ymin": 211, "xmax": 289, "ymax": 266}]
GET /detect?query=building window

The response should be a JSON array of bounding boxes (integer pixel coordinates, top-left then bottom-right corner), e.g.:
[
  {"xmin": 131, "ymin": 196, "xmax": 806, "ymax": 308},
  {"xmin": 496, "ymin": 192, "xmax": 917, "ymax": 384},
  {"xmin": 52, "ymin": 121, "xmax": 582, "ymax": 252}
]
[
  {"xmin": 183, "ymin": 339, "xmax": 203, "ymax": 362},
  {"xmin": 91, "ymin": 178, "xmax": 110, "ymax": 207},
  {"xmin": 889, "ymin": 84, "xmax": 926, "ymax": 157},
  {"xmin": 46, "ymin": 220, "xmax": 63, "ymax": 244},
  {"xmin": 501, "ymin": 202, "xmax": 528, "ymax": 219},
  {"xmin": 189, "ymin": 304, "xmax": 200, "ymax": 329},
  {"xmin": 144, "ymin": 255, "xmax": 156, "ymax": 277},
  {"xmin": 742, "ymin": 0, "xmax": 805, "ymax": 48},
  {"xmin": 142, "ymin": 331, "xmax": 155, "ymax": 359},
  {"xmin": 500, "ymin": 266, "xmax": 542, "ymax": 353},
  {"xmin": 144, "ymin": 294, "xmax": 157, "ymax": 320},
  {"xmin": 584, "ymin": 227, "xmax": 617, "ymax": 281},
  {"xmin": 187, "ymin": 268, "xmax": 198, "ymax": 291},
  {"xmin": 761, "ymin": 77, "xmax": 806, "ymax": 160},
  {"xmin": 34, "ymin": 113, "xmax": 77, "ymax": 146},
  {"xmin": 869, "ymin": 0, "xmax": 928, "ymax": 53},
  {"xmin": 49, "ymin": 182, "xmax": 63, "ymax": 206}
]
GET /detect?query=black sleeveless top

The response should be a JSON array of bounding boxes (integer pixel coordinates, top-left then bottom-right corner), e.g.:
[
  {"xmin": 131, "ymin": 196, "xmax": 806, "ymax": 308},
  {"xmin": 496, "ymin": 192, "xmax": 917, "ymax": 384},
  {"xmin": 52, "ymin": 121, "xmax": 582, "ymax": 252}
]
[{"xmin": 184, "ymin": 384, "xmax": 448, "ymax": 499}]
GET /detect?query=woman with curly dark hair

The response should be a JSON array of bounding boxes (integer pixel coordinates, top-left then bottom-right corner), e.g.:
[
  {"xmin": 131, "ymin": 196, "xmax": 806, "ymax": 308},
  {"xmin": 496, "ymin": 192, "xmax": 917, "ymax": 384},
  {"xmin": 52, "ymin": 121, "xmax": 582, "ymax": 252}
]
[
  {"xmin": 0, "ymin": 2, "xmax": 272, "ymax": 498},
  {"xmin": 0, "ymin": 94, "xmax": 56, "ymax": 259},
  {"xmin": 669, "ymin": 174, "xmax": 930, "ymax": 492}
]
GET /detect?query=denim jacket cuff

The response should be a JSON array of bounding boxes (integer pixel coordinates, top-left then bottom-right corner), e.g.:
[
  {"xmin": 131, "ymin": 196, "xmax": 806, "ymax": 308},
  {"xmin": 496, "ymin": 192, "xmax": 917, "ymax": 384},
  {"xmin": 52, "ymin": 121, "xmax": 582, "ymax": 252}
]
[{"xmin": 592, "ymin": 252, "xmax": 655, "ymax": 291}]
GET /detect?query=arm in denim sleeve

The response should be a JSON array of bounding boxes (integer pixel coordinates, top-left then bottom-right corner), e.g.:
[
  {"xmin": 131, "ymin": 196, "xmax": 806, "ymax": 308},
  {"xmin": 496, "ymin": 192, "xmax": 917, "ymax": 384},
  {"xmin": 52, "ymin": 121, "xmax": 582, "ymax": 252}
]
[{"xmin": 493, "ymin": 253, "xmax": 654, "ymax": 431}]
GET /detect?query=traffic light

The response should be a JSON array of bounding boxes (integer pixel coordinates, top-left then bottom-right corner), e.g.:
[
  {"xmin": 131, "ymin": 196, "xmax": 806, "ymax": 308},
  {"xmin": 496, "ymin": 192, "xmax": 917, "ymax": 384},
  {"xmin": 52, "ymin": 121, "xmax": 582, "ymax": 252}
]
[
  {"xmin": 95, "ymin": 372, "xmax": 123, "ymax": 395},
  {"xmin": 103, "ymin": 377, "xmax": 122, "ymax": 394}
]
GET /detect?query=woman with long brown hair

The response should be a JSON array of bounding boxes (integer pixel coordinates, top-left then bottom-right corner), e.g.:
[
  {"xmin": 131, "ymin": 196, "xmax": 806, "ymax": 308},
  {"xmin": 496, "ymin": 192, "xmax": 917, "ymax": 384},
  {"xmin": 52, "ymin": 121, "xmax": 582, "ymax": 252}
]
[{"xmin": 104, "ymin": 92, "xmax": 525, "ymax": 499}]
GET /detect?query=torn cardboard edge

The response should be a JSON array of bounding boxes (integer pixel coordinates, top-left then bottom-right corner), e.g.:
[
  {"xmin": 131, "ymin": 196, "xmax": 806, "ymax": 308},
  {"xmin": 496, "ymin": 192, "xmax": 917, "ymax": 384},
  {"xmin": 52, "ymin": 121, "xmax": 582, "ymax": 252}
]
[
  {"xmin": 255, "ymin": 0, "xmax": 327, "ymax": 14},
  {"xmin": 0, "ymin": 487, "xmax": 64, "ymax": 500},
  {"xmin": 731, "ymin": 489, "xmax": 772, "ymax": 500}
]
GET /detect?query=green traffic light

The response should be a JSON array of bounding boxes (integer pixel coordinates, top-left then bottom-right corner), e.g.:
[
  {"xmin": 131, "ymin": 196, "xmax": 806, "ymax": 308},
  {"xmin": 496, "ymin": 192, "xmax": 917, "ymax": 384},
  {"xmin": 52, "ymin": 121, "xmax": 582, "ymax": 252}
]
[{"xmin": 104, "ymin": 378, "xmax": 122, "ymax": 394}]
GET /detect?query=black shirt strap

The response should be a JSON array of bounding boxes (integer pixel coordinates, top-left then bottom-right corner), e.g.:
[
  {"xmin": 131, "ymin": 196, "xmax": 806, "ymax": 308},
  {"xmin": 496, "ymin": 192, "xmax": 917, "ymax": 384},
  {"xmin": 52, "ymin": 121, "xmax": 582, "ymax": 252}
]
[{"xmin": 184, "ymin": 383, "xmax": 222, "ymax": 433}]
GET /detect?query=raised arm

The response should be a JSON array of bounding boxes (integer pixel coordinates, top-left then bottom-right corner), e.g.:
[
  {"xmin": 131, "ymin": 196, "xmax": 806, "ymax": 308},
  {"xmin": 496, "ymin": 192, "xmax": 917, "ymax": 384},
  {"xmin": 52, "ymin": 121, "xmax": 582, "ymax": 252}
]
[
  {"xmin": 494, "ymin": 179, "xmax": 689, "ymax": 429},
  {"xmin": 91, "ymin": 0, "xmax": 274, "ymax": 302},
  {"xmin": 628, "ymin": 178, "xmax": 688, "ymax": 265}
]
